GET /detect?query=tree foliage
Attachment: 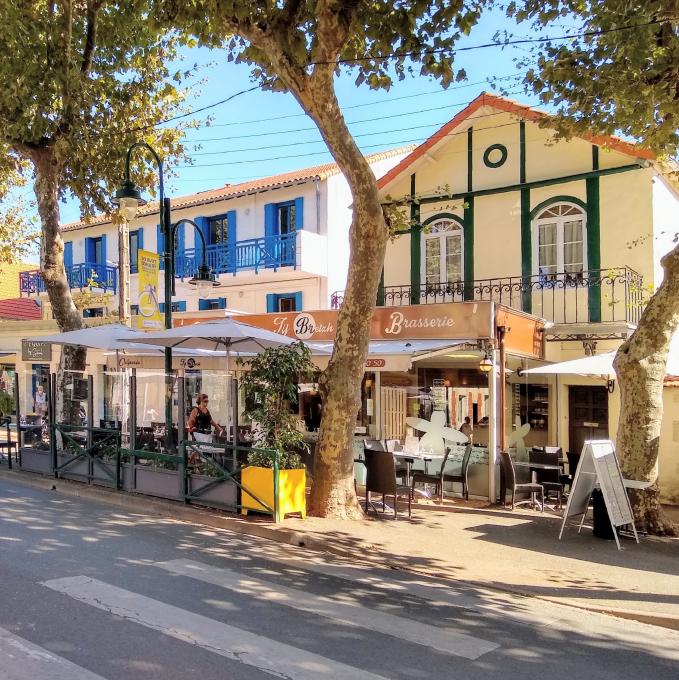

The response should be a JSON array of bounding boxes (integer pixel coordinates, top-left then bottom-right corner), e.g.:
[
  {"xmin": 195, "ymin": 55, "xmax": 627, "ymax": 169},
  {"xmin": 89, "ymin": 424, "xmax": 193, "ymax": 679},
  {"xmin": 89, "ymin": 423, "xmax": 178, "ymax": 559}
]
[
  {"xmin": 510, "ymin": 1, "xmax": 679, "ymax": 156},
  {"xmin": 238, "ymin": 342, "xmax": 315, "ymax": 470}
]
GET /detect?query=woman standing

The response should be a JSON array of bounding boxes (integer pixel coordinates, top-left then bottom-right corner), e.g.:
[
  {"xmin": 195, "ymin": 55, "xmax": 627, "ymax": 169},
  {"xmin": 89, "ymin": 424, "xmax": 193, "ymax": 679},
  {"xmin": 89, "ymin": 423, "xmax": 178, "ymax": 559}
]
[{"xmin": 188, "ymin": 393, "xmax": 224, "ymax": 439}]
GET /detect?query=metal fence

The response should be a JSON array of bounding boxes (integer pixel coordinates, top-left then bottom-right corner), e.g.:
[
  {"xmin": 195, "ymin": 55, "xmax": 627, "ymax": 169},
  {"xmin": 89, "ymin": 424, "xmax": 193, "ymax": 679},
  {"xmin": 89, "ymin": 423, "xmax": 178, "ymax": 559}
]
[{"xmin": 7, "ymin": 369, "xmax": 286, "ymax": 522}]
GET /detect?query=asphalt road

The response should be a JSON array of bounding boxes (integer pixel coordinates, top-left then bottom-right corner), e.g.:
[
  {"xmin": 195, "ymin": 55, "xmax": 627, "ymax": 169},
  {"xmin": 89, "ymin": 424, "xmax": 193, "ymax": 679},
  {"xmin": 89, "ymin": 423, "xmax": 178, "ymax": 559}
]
[{"xmin": 0, "ymin": 478, "xmax": 677, "ymax": 680}]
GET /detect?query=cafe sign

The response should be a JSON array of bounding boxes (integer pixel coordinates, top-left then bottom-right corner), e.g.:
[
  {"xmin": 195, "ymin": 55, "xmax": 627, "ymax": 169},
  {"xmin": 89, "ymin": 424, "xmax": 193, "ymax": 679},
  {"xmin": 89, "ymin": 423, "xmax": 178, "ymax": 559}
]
[
  {"xmin": 235, "ymin": 302, "xmax": 494, "ymax": 343},
  {"xmin": 21, "ymin": 340, "xmax": 52, "ymax": 362}
]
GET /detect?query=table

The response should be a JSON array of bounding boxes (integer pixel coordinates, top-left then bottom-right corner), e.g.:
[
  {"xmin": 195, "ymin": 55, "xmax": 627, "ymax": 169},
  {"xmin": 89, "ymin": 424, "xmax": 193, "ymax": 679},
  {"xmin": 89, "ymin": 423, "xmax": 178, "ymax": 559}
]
[
  {"xmin": 512, "ymin": 460, "xmax": 564, "ymax": 510},
  {"xmin": 394, "ymin": 450, "xmax": 444, "ymax": 491}
]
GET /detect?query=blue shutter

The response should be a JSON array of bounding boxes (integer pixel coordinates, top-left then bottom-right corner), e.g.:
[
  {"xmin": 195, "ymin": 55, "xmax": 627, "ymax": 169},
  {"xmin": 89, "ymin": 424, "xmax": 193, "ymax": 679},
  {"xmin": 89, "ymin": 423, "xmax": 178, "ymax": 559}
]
[
  {"xmin": 175, "ymin": 301, "xmax": 187, "ymax": 312},
  {"xmin": 266, "ymin": 293, "xmax": 277, "ymax": 313},
  {"xmin": 175, "ymin": 223, "xmax": 185, "ymax": 253},
  {"xmin": 198, "ymin": 299, "xmax": 210, "ymax": 311},
  {"xmin": 85, "ymin": 237, "xmax": 95, "ymax": 263},
  {"xmin": 100, "ymin": 234, "xmax": 107, "ymax": 265},
  {"xmin": 293, "ymin": 291, "xmax": 303, "ymax": 311},
  {"xmin": 194, "ymin": 216, "xmax": 209, "ymax": 245},
  {"xmin": 63, "ymin": 241, "xmax": 73, "ymax": 269},
  {"xmin": 227, "ymin": 210, "xmax": 237, "ymax": 271},
  {"xmin": 156, "ymin": 224, "xmax": 164, "ymax": 269},
  {"xmin": 218, "ymin": 297, "xmax": 227, "ymax": 309},
  {"xmin": 137, "ymin": 227, "xmax": 144, "ymax": 252},
  {"xmin": 264, "ymin": 203, "xmax": 277, "ymax": 238},
  {"xmin": 294, "ymin": 197, "xmax": 304, "ymax": 230}
]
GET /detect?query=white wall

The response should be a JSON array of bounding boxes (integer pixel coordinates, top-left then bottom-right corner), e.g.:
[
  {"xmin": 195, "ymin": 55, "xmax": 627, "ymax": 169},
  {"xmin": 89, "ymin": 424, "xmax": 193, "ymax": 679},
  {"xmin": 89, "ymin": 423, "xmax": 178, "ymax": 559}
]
[{"xmin": 652, "ymin": 175, "xmax": 679, "ymax": 288}]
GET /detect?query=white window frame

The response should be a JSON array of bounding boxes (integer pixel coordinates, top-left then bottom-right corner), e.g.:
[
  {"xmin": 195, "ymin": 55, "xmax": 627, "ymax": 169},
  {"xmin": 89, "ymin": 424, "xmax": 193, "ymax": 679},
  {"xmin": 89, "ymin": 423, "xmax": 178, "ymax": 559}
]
[
  {"xmin": 532, "ymin": 202, "xmax": 587, "ymax": 278},
  {"xmin": 420, "ymin": 218, "xmax": 465, "ymax": 286}
]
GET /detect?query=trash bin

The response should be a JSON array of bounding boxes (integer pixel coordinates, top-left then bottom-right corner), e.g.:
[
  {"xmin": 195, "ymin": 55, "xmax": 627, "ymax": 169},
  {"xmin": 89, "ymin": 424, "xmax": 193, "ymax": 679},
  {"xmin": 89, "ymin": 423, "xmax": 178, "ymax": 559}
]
[{"xmin": 592, "ymin": 488, "xmax": 615, "ymax": 540}]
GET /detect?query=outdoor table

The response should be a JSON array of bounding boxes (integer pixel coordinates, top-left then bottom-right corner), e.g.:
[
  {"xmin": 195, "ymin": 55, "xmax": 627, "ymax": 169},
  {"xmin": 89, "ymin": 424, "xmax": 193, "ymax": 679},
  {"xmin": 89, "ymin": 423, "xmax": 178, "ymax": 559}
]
[
  {"xmin": 394, "ymin": 450, "xmax": 444, "ymax": 488},
  {"xmin": 512, "ymin": 461, "xmax": 563, "ymax": 511}
]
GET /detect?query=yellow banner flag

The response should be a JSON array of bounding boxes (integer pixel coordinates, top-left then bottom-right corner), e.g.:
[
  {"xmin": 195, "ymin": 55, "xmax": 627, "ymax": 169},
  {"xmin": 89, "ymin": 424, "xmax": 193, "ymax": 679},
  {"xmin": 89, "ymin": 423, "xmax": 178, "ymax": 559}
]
[{"xmin": 136, "ymin": 250, "xmax": 162, "ymax": 330}]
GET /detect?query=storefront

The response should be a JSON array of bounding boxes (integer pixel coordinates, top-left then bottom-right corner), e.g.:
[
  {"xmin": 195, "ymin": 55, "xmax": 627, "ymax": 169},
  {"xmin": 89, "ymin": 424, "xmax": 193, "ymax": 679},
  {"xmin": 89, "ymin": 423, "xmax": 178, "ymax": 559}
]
[{"xmin": 230, "ymin": 301, "xmax": 546, "ymax": 500}]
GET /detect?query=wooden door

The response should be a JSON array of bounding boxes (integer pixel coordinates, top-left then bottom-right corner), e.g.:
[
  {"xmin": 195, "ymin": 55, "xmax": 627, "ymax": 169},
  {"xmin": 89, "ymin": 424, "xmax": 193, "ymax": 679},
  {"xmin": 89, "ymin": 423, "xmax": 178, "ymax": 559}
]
[{"xmin": 568, "ymin": 386, "xmax": 609, "ymax": 454}]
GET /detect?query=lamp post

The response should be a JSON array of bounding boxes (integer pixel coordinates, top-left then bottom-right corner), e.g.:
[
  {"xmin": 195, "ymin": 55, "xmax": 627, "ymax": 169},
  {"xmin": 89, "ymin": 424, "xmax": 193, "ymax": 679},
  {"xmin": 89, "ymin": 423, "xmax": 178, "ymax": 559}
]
[{"xmin": 113, "ymin": 144, "xmax": 218, "ymax": 449}]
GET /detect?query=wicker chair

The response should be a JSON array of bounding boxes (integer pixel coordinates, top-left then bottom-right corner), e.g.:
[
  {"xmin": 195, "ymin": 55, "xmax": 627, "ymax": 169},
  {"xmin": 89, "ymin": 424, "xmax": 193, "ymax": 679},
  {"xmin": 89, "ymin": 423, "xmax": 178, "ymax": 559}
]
[
  {"xmin": 364, "ymin": 448, "xmax": 412, "ymax": 519},
  {"xmin": 411, "ymin": 443, "xmax": 472, "ymax": 503},
  {"xmin": 499, "ymin": 450, "xmax": 544, "ymax": 511}
]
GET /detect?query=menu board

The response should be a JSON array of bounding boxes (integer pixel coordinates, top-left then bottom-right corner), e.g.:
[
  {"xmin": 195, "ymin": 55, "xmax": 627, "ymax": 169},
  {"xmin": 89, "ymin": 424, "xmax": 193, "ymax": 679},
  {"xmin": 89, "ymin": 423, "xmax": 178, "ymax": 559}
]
[
  {"xmin": 559, "ymin": 440, "xmax": 637, "ymax": 550},
  {"xmin": 21, "ymin": 340, "xmax": 52, "ymax": 362}
]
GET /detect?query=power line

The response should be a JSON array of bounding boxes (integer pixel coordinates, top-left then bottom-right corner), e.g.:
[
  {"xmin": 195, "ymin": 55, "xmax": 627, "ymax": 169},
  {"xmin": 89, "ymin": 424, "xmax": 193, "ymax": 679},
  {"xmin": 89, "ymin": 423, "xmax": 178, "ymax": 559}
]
[{"xmin": 182, "ymin": 89, "xmax": 524, "ymax": 144}]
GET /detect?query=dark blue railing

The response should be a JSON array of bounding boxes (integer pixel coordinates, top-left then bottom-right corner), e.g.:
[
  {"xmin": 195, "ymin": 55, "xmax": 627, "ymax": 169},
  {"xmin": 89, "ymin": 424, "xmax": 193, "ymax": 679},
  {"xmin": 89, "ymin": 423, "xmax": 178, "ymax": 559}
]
[
  {"xmin": 19, "ymin": 262, "xmax": 118, "ymax": 295},
  {"xmin": 175, "ymin": 232, "xmax": 297, "ymax": 278}
]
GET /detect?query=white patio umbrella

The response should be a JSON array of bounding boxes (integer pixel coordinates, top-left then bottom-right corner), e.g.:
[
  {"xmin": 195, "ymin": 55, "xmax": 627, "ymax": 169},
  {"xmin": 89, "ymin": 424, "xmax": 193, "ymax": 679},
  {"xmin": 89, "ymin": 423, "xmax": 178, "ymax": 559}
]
[{"xmin": 29, "ymin": 323, "xmax": 146, "ymax": 351}]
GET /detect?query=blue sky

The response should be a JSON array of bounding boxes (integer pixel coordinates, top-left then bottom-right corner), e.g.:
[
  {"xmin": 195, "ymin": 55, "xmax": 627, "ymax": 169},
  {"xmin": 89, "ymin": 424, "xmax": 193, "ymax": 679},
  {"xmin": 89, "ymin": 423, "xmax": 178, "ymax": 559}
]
[{"xmin": 25, "ymin": 5, "xmax": 565, "ymax": 251}]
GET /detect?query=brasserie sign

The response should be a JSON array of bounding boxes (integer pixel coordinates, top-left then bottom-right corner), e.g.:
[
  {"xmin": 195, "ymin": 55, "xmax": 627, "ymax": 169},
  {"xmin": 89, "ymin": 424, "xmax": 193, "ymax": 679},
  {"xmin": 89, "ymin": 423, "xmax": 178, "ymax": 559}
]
[{"xmin": 21, "ymin": 340, "xmax": 52, "ymax": 362}]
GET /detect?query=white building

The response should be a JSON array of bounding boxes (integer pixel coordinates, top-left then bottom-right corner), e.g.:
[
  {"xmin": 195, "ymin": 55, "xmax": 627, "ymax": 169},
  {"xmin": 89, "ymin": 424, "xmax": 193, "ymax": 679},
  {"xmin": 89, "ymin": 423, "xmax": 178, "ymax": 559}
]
[{"xmin": 18, "ymin": 148, "xmax": 412, "ymax": 318}]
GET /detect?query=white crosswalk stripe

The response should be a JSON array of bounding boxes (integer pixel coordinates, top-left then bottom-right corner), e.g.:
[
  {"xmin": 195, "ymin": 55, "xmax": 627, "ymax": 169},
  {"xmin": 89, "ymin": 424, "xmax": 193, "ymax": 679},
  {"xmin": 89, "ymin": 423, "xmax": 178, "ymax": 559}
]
[
  {"xmin": 235, "ymin": 545, "xmax": 565, "ymax": 627},
  {"xmin": 0, "ymin": 626, "xmax": 107, "ymax": 680},
  {"xmin": 42, "ymin": 575, "xmax": 393, "ymax": 680},
  {"xmin": 156, "ymin": 558, "xmax": 498, "ymax": 660}
]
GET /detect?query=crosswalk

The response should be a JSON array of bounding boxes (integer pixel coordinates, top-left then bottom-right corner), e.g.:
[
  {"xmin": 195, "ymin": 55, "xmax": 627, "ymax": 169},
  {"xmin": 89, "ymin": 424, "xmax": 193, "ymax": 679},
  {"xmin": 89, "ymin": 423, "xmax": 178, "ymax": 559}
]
[{"xmin": 1, "ymin": 554, "xmax": 504, "ymax": 680}]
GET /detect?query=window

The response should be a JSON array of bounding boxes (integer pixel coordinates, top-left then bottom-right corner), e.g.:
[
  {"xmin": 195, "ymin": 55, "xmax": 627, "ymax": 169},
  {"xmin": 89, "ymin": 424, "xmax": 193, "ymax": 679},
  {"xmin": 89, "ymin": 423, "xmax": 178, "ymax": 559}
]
[
  {"xmin": 83, "ymin": 308, "xmax": 104, "ymax": 318},
  {"xmin": 278, "ymin": 202, "xmax": 296, "ymax": 235},
  {"xmin": 208, "ymin": 215, "xmax": 229, "ymax": 245},
  {"xmin": 198, "ymin": 298, "xmax": 227, "ymax": 311},
  {"xmin": 159, "ymin": 301, "xmax": 187, "ymax": 313},
  {"xmin": 93, "ymin": 237, "xmax": 103, "ymax": 265},
  {"xmin": 129, "ymin": 230, "xmax": 140, "ymax": 273},
  {"xmin": 421, "ymin": 219, "xmax": 463, "ymax": 286},
  {"xmin": 266, "ymin": 292, "xmax": 302, "ymax": 312},
  {"xmin": 533, "ymin": 202, "xmax": 586, "ymax": 278},
  {"xmin": 130, "ymin": 305, "xmax": 139, "ymax": 316}
]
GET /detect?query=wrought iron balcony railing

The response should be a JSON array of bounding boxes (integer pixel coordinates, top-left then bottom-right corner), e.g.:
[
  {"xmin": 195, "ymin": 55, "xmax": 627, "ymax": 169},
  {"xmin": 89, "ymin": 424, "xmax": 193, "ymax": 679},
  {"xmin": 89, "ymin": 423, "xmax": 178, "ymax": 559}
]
[
  {"xmin": 19, "ymin": 262, "xmax": 118, "ymax": 295},
  {"xmin": 330, "ymin": 267, "xmax": 644, "ymax": 326},
  {"xmin": 175, "ymin": 232, "xmax": 297, "ymax": 279}
]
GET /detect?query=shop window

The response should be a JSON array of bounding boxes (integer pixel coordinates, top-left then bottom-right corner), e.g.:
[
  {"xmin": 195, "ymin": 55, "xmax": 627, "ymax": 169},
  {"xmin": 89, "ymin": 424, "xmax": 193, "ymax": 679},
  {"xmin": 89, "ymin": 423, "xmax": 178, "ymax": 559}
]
[
  {"xmin": 83, "ymin": 308, "xmax": 104, "ymax": 318},
  {"xmin": 421, "ymin": 219, "xmax": 463, "ymax": 287},
  {"xmin": 533, "ymin": 202, "xmax": 586, "ymax": 279}
]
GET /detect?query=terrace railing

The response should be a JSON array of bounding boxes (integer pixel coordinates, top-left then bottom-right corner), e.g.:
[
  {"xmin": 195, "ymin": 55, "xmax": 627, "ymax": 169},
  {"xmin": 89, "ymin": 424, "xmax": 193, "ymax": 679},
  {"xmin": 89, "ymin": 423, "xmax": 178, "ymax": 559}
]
[
  {"xmin": 175, "ymin": 232, "xmax": 297, "ymax": 278},
  {"xmin": 330, "ymin": 267, "xmax": 644, "ymax": 326},
  {"xmin": 19, "ymin": 262, "xmax": 118, "ymax": 295}
]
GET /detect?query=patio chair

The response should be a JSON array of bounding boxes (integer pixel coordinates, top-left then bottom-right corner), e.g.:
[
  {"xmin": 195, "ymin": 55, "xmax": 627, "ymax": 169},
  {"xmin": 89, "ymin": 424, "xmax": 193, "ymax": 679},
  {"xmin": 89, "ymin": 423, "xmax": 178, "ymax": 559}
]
[
  {"xmin": 0, "ymin": 416, "xmax": 16, "ymax": 462},
  {"xmin": 564, "ymin": 451, "xmax": 581, "ymax": 491},
  {"xmin": 499, "ymin": 450, "xmax": 544, "ymax": 511},
  {"xmin": 529, "ymin": 447, "xmax": 564, "ymax": 509},
  {"xmin": 364, "ymin": 448, "xmax": 412, "ymax": 519},
  {"xmin": 411, "ymin": 443, "xmax": 472, "ymax": 503},
  {"xmin": 364, "ymin": 439, "xmax": 408, "ymax": 481}
]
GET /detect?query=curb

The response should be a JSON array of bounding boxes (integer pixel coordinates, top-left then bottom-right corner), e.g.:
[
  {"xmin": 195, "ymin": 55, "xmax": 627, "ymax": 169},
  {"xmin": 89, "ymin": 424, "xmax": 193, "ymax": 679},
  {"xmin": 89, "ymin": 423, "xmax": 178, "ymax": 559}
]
[{"xmin": 2, "ymin": 468, "xmax": 677, "ymax": 632}]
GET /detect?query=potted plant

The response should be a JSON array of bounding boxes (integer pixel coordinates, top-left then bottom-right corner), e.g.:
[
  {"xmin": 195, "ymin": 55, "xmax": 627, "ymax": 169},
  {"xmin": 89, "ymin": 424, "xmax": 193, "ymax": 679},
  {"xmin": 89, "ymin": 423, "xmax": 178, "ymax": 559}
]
[{"xmin": 238, "ymin": 342, "xmax": 314, "ymax": 520}]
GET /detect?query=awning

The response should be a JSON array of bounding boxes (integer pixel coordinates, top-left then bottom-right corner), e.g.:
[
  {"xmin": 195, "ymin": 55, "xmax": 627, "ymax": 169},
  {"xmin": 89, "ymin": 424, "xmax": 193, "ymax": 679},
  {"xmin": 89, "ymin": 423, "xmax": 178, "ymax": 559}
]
[
  {"xmin": 522, "ymin": 352, "xmax": 616, "ymax": 377},
  {"xmin": 307, "ymin": 339, "xmax": 465, "ymax": 356}
]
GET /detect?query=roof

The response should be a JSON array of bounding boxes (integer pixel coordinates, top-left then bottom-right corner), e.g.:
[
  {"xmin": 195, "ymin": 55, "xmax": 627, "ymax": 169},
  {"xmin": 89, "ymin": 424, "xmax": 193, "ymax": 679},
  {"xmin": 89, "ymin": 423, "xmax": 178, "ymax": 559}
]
[
  {"xmin": 0, "ymin": 262, "xmax": 35, "ymax": 300},
  {"xmin": 0, "ymin": 298, "xmax": 42, "ymax": 321},
  {"xmin": 63, "ymin": 146, "xmax": 415, "ymax": 233},
  {"xmin": 378, "ymin": 92, "xmax": 655, "ymax": 191}
]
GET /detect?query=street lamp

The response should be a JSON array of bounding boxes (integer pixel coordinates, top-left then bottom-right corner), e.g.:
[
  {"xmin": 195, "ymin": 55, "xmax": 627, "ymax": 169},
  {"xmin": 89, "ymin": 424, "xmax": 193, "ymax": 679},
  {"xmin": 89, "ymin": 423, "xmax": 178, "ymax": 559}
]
[{"xmin": 113, "ymin": 144, "xmax": 217, "ymax": 449}]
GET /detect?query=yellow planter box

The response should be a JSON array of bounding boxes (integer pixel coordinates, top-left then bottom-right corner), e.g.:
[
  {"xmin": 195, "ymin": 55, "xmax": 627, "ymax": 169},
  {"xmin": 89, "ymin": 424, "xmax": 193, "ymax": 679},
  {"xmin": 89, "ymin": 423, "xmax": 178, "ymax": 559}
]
[{"xmin": 241, "ymin": 466, "xmax": 306, "ymax": 521}]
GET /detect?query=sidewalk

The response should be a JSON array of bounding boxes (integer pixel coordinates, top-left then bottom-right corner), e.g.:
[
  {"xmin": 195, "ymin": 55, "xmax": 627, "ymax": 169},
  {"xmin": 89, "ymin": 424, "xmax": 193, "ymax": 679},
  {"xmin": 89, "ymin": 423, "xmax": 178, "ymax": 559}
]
[{"xmin": 2, "ymin": 468, "xmax": 678, "ymax": 629}]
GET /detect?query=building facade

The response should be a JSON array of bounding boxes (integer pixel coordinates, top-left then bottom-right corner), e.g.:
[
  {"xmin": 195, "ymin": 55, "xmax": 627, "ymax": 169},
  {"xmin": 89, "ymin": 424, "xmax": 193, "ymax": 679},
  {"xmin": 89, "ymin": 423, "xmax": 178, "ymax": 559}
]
[{"xmin": 17, "ymin": 148, "xmax": 411, "ymax": 319}]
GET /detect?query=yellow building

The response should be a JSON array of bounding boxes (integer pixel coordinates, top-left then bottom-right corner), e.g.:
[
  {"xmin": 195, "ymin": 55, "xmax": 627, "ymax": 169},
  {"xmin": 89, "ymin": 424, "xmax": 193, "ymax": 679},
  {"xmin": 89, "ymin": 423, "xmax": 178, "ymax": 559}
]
[{"xmin": 366, "ymin": 93, "xmax": 679, "ymax": 502}]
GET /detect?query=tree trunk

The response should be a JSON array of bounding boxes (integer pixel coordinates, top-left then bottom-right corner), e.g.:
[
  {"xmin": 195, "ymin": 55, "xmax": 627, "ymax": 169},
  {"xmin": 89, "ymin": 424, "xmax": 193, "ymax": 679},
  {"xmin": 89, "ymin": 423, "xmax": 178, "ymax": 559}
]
[
  {"xmin": 33, "ymin": 149, "xmax": 86, "ymax": 424},
  {"xmin": 613, "ymin": 244, "xmax": 679, "ymax": 536},
  {"xmin": 292, "ymin": 76, "xmax": 387, "ymax": 518}
]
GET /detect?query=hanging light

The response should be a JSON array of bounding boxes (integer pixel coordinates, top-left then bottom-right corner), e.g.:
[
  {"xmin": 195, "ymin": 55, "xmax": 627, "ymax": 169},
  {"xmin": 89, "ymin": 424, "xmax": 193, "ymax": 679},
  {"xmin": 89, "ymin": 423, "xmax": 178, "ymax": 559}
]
[
  {"xmin": 479, "ymin": 354, "xmax": 493, "ymax": 374},
  {"xmin": 188, "ymin": 263, "xmax": 219, "ymax": 299},
  {"xmin": 112, "ymin": 179, "xmax": 147, "ymax": 222}
]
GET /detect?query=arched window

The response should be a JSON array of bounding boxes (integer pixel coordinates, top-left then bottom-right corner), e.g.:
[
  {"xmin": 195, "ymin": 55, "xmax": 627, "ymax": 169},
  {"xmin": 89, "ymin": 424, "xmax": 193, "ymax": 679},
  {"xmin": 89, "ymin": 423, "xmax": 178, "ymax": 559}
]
[
  {"xmin": 533, "ymin": 202, "xmax": 586, "ymax": 277},
  {"xmin": 422, "ymin": 218, "xmax": 464, "ymax": 286}
]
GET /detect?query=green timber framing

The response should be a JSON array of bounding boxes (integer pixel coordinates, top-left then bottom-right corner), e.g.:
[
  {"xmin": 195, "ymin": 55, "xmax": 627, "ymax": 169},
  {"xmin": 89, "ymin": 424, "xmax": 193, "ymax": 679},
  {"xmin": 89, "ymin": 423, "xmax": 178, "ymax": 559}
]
[{"xmin": 402, "ymin": 129, "xmax": 643, "ymax": 322}]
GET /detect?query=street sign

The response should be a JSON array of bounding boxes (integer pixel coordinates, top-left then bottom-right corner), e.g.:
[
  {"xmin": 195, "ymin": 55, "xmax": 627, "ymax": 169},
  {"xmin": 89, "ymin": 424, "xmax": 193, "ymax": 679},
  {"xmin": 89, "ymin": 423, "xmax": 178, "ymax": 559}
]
[
  {"xmin": 559, "ymin": 439, "xmax": 638, "ymax": 550},
  {"xmin": 21, "ymin": 340, "xmax": 52, "ymax": 362}
]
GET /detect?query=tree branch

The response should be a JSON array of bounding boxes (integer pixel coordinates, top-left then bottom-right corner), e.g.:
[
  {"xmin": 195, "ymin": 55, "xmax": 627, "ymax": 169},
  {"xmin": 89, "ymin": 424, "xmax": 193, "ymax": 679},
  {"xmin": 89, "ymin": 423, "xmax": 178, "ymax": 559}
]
[{"xmin": 81, "ymin": 0, "xmax": 104, "ymax": 75}]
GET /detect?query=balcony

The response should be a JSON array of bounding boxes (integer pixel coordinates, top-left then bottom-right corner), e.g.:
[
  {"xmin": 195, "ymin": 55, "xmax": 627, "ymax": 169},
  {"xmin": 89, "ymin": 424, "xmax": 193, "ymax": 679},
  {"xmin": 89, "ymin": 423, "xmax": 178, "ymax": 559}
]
[
  {"xmin": 331, "ymin": 267, "xmax": 644, "ymax": 327},
  {"xmin": 175, "ymin": 232, "xmax": 298, "ymax": 279},
  {"xmin": 19, "ymin": 262, "xmax": 118, "ymax": 295}
]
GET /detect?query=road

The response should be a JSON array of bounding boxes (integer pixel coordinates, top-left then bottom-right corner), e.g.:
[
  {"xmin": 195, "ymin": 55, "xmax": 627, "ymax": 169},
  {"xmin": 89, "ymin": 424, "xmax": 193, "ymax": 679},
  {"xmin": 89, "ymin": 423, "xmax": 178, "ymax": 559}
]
[{"xmin": 0, "ymin": 478, "xmax": 677, "ymax": 680}]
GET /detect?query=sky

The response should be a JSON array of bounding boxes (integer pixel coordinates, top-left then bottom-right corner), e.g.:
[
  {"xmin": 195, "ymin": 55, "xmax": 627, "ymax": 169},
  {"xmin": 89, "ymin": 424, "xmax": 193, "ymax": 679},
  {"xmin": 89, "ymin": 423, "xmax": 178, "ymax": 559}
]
[{"xmin": 20, "ymin": 5, "xmax": 572, "ymax": 259}]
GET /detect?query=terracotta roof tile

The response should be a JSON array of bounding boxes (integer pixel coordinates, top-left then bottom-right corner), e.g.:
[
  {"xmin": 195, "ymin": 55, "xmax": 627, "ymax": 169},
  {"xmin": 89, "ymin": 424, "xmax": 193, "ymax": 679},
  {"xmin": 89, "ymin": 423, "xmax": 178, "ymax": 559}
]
[
  {"xmin": 63, "ymin": 146, "xmax": 415, "ymax": 232},
  {"xmin": 0, "ymin": 298, "xmax": 42, "ymax": 320}
]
